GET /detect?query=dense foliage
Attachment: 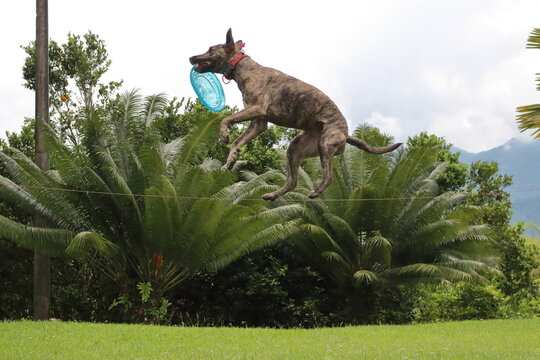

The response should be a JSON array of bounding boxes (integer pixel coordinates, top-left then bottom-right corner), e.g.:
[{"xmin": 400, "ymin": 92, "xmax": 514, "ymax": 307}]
[
  {"xmin": 0, "ymin": 93, "xmax": 300, "ymax": 323},
  {"xmin": 261, "ymin": 126, "xmax": 500, "ymax": 323},
  {"xmin": 0, "ymin": 31, "xmax": 538, "ymax": 326}
]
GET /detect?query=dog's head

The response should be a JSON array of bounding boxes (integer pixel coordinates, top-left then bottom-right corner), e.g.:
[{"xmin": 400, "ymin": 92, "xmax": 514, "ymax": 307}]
[{"xmin": 189, "ymin": 28, "xmax": 244, "ymax": 74}]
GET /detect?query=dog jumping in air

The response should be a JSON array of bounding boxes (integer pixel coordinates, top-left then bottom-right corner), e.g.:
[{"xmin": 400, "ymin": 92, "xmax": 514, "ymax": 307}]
[{"xmin": 189, "ymin": 29, "xmax": 401, "ymax": 200}]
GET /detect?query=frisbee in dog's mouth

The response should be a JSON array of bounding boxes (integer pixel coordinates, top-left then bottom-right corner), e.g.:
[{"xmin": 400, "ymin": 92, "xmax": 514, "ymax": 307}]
[
  {"xmin": 193, "ymin": 61, "xmax": 211, "ymax": 72},
  {"xmin": 189, "ymin": 67, "xmax": 225, "ymax": 112}
]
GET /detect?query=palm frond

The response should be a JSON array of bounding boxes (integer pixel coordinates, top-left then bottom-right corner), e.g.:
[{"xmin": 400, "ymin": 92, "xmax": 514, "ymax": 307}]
[
  {"xmin": 173, "ymin": 112, "xmax": 220, "ymax": 169},
  {"xmin": 296, "ymin": 165, "xmax": 315, "ymax": 191},
  {"xmin": 254, "ymin": 204, "xmax": 304, "ymax": 222},
  {"xmin": 92, "ymin": 146, "xmax": 146, "ymax": 245},
  {"xmin": 0, "ymin": 214, "xmax": 74, "ymax": 256},
  {"xmin": 142, "ymin": 93, "xmax": 168, "ymax": 127},
  {"xmin": 42, "ymin": 127, "xmax": 127, "ymax": 239},
  {"xmin": 299, "ymin": 223, "xmax": 347, "ymax": 259},
  {"xmin": 437, "ymin": 252, "xmax": 496, "ymax": 280},
  {"xmin": 353, "ymin": 270, "xmax": 383, "ymax": 286},
  {"xmin": 65, "ymin": 231, "xmax": 119, "ymax": 258},
  {"xmin": 322, "ymin": 251, "xmax": 350, "ymax": 267},
  {"xmin": 138, "ymin": 145, "xmax": 166, "ymax": 187},
  {"xmin": 118, "ymin": 89, "xmax": 142, "ymax": 131},
  {"xmin": 322, "ymin": 213, "xmax": 357, "ymax": 250},
  {"xmin": 390, "ymin": 263, "xmax": 442, "ymax": 280},
  {"xmin": 454, "ymin": 224, "xmax": 490, "ymax": 243},
  {"xmin": 174, "ymin": 199, "xmax": 227, "ymax": 266},
  {"xmin": 526, "ymin": 28, "xmax": 540, "ymax": 49},
  {"xmin": 144, "ymin": 179, "xmax": 178, "ymax": 251},
  {"xmin": 517, "ymin": 29, "xmax": 540, "ymax": 137},
  {"xmin": 217, "ymin": 169, "xmax": 284, "ymax": 204},
  {"xmin": 159, "ymin": 138, "xmax": 185, "ymax": 168},
  {"xmin": 516, "ymin": 104, "xmax": 540, "ymax": 139},
  {"xmin": 0, "ymin": 175, "xmax": 59, "ymax": 225},
  {"xmin": 0, "ymin": 150, "xmax": 87, "ymax": 230},
  {"xmin": 205, "ymin": 220, "xmax": 301, "ymax": 273},
  {"xmin": 199, "ymin": 158, "xmax": 223, "ymax": 170},
  {"xmin": 399, "ymin": 192, "xmax": 468, "ymax": 240}
]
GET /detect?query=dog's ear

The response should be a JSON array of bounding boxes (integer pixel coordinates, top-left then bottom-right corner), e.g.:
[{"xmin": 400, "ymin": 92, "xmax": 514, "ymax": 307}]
[{"xmin": 226, "ymin": 28, "xmax": 235, "ymax": 50}]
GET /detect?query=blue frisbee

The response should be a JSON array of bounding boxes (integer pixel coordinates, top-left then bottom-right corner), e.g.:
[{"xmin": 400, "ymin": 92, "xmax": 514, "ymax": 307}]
[{"xmin": 190, "ymin": 67, "xmax": 226, "ymax": 112}]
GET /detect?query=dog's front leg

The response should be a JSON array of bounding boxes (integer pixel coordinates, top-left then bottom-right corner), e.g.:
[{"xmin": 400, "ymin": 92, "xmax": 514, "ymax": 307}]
[
  {"xmin": 224, "ymin": 119, "xmax": 268, "ymax": 170},
  {"xmin": 220, "ymin": 105, "xmax": 266, "ymax": 144}
]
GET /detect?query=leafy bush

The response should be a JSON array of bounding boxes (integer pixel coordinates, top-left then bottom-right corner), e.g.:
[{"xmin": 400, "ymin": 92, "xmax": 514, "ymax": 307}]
[
  {"xmin": 499, "ymin": 289, "xmax": 540, "ymax": 319},
  {"xmin": 168, "ymin": 248, "xmax": 347, "ymax": 328},
  {"xmin": 411, "ymin": 282, "xmax": 540, "ymax": 323},
  {"xmin": 0, "ymin": 238, "xmax": 32, "ymax": 320},
  {"xmin": 110, "ymin": 282, "xmax": 172, "ymax": 324}
]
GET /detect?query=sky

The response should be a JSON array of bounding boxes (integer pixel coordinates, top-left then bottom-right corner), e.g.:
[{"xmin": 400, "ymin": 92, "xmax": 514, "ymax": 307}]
[{"xmin": 1, "ymin": 0, "xmax": 539, "ymax": 153}]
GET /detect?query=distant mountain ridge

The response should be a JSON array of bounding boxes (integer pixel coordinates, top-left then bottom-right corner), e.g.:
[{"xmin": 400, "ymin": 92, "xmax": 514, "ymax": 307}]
[{"xmin": 452, "ymin": 139, "xmax": 540, "ymax": 228}]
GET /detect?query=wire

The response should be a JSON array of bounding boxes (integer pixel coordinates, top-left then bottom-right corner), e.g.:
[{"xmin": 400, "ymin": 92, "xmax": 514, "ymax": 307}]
[{"xmin": 15, "ymin": 184, "xmax": 518, "ymax": 203}]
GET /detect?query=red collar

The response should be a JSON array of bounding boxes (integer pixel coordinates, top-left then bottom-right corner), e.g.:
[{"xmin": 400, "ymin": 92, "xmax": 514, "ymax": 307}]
[{"xmin": 223, "ymin": 53, "xmax": 249, "ymax": 80}]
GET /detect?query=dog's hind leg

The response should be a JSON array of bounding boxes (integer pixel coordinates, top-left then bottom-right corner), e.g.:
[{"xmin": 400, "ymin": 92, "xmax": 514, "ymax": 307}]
[
  {"xmin": 224, "ymin": 119, "xmax": 268, "ymax": 170},
  {"xmin": 308, "ymin": 129, "xmax": 347, "ymax": 199},
  {"xmin": 262, "ymin": 130, "xmax": 319, "ymax": 201}
]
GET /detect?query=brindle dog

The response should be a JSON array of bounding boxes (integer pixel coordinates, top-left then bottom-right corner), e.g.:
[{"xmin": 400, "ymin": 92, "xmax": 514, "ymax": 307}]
[{"xmin": 190, "ymin": 29, "xmax": 401, "ymax": 200}]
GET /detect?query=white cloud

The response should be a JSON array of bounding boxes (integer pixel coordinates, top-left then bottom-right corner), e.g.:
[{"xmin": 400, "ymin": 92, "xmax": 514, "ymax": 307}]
[
  {"xmin": 418, "ymin": 48, "xmax": 540, "ymax": 152},
  {"xmin": 427, "ymin": 108, "xmax": 514, "ymax": 152},
  {"xmin": 365, "ymin": 111, "xmax": 403, "ymax": 141}
]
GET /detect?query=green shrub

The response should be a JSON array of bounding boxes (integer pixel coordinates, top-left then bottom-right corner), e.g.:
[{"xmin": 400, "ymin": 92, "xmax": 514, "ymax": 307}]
[
  {"xmin": 499, "ymin": 288, "xmax": 540, "ymax": 319},
  {"xmin": 412, "ymin": 282, "xmax": 505, "ymax": 322},
  {"xmin": 168, "ymin": 249, "xmax": 346, "ymax": 328},
  {"xmin": 412, "ymin": 282, "xmax": 540, "ymax": 323}
]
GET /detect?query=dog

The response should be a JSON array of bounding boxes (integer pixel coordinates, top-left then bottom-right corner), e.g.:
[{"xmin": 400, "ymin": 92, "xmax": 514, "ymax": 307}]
[{"xmin": 189, "ymin": 29, "xmax": 401, "ymax": 200}]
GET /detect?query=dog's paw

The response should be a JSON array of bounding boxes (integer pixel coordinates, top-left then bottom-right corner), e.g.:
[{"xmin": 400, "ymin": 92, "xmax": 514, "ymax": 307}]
[
  {"xmin": 308, "ymin": 190, "xmax": 321, "ymax": 199},
  {"xmin": 224, "ymin": 160, "xmax": 236, "ymax": 170},
  {"xmin": 219, "ymin": 134, "xmax": 230, "ymax": 144},
  {"xmin": 262, "ymin": 192, "xmax": 278, "ymax": 201}
]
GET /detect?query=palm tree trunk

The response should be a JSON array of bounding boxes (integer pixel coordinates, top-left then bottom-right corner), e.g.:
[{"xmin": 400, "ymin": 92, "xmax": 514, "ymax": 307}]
[{"xmin": 34, "ymin": 0, "xmax": 51, "ymax": 321}]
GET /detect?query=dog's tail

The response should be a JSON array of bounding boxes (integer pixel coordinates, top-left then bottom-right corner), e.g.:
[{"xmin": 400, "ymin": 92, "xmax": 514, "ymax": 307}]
[{"xmin": 346, "ymin": 136, "xmax": 402, "ymax": 154}]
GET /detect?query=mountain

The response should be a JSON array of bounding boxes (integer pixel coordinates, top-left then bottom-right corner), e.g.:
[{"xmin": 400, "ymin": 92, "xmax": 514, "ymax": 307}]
[{"xmin": 453, "ymin": 139, "xmax": 540, "ymax": 230}]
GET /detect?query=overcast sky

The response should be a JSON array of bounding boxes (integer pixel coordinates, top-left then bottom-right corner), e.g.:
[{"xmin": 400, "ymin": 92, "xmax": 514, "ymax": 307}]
[{"xmin": 1, "ymin": 0, "xmax": 539, "ymax": 153}]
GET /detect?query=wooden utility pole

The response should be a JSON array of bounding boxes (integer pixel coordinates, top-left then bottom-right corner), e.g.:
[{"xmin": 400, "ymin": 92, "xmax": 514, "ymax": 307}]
[{"xmin": 34, "ymin": 0, "xmax": 51, "ymax": 320}]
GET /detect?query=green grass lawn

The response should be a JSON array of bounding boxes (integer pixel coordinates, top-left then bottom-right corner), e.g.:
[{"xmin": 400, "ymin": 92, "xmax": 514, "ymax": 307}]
[{"xmin": 1, "ymin": 319, "xmax": 538, "ymax": 359}]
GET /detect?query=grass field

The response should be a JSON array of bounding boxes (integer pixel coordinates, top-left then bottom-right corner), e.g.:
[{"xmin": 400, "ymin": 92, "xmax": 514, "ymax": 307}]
[{"xmin": 1, "ymin": 319, "xmax": 539, "ymax": 359}]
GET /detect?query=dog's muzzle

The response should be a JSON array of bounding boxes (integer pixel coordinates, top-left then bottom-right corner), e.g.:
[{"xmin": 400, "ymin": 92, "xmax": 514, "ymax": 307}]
[{"xmin": 189, "ymin": 56, "xmax": 211, "ymax": 72}]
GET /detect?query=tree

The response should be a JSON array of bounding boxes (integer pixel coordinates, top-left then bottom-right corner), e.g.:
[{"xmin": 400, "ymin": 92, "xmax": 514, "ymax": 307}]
[
  {"xmin": 0, "ymin": 92, "xmax": 300, "ymax": 323},
  {"xmin": 517, "ymin": 28, "xmax": 540, "ymax": 139},
  {"xmin": 406, "ymin": 132, "xmax": 468, "ymax": 191},
  {"xmin": 466, "ymin": 161, "xmax": 539, "ymax": 295},
  {"xmin": 408, "ymin": 133, "xmax": 538, "ymax": 296},
  {"xmin": 2, "ymin": 119, "xmax": 35, "ymax": 158},
  {"xmin": 237, "ymin": 125, "xmax": 498, "ymax": 323},
  {"xmin": 22, "ymin": 31, "xmax": 122, "ymax": 147}
]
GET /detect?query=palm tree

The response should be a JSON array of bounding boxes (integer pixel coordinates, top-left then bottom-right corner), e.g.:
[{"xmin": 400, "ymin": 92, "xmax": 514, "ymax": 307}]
[
  {"xmin": 0, "ymin": 91, "xmax": 301, "ymax": 321},
  {"xmin": 255, "ymin": 125, "xmax": 499, "ymax": 322},
  {"xmin": 517, "ymin": 28, "xmax": 540, "ymax": 139}
]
